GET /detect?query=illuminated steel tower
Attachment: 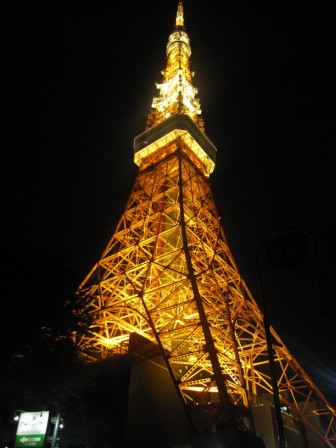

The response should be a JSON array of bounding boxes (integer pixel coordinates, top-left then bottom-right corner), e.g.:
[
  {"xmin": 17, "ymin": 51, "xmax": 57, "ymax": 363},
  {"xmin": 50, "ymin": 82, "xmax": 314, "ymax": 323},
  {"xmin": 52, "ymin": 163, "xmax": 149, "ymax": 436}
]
[{"xmin": 76, "ymin": 3, "xmax": 336, "ymax": 447}]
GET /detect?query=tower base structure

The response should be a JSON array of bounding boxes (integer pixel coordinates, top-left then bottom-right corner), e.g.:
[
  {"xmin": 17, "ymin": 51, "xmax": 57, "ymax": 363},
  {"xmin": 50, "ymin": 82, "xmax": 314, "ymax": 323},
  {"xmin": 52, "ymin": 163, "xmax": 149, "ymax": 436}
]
[
  {"xmin": 125, "ymin": 333, "xmax": 266, "ymax": 448},
  {"xmin": 125, "ymin": 333, "xmax": 327, "ymax": 448}
]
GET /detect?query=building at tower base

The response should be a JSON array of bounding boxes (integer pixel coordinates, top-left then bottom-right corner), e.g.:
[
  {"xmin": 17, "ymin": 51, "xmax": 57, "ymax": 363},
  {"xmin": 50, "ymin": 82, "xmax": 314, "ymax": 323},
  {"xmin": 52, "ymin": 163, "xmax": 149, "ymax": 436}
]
[
  {"xmin": 125, "ymin": 333, "xmax": 266, "ymax": 448},
  {"xmin": 124, "ymin": 334, "xmax": 326, "ymax": 447}
]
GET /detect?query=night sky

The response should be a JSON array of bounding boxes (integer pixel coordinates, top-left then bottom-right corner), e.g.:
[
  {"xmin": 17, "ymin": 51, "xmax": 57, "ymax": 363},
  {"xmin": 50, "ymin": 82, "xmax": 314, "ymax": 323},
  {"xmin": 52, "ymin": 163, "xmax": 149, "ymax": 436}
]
[{"xmin": 3, "ymin": 2, "xmax": 336, "ymax": 404}]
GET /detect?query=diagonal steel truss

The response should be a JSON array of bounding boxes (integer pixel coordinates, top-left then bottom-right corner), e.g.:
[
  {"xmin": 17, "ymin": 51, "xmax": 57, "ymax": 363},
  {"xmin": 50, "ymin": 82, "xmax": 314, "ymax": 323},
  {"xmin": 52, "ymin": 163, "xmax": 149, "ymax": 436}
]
[{"xmin": 76, "ymin": 138, "xmax": 336, "ymax": 445}]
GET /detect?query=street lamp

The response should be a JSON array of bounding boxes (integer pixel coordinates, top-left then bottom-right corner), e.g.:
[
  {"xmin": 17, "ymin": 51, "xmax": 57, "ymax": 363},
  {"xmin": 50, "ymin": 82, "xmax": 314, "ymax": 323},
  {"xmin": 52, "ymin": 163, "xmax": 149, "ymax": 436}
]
[{"xmin": 13, "ymin": 410, "xmax": 27, "ymax": 421}]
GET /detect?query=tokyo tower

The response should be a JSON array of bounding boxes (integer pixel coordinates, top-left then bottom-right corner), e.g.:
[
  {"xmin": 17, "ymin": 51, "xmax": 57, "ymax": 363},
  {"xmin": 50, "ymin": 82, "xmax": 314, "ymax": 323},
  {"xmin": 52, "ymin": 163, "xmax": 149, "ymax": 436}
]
[{"xmin": 75, "ymin": 3, "xmax": 336, "ymax": 447}]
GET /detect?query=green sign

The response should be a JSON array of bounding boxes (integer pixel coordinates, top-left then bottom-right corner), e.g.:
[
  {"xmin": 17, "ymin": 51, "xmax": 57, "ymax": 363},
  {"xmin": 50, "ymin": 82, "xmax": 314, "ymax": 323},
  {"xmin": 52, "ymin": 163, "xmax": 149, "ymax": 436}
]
[
  {"xmin": 15, "ymin": 411, "xmax": 49, "ymax": 448},
  {"xmin": 15, "ymin": 435, "xmax": 46, "ymax": 448}
]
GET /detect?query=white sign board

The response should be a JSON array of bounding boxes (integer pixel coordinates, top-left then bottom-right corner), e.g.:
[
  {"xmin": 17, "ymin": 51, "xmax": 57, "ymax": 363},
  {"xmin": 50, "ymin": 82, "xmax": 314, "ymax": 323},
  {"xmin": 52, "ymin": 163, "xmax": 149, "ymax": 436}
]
[{"xmin": 15, "ymin": 411, "xmax": 49, "ymax": 448}]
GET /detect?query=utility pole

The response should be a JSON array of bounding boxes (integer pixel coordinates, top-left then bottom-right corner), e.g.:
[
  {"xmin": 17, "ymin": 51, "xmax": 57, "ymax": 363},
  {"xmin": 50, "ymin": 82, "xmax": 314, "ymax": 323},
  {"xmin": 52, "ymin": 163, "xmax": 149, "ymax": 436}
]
[{"xmin": 50, "ymin": 413, "xmax": 61, "ymax": 448}]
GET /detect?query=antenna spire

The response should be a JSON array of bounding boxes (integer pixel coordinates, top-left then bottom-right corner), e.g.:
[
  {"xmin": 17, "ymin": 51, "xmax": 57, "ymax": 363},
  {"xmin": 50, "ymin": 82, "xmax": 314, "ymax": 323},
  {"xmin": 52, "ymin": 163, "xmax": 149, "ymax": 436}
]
[
  {"xmin": 176, "ymin": 2, "xmax": 184, "ymax": 27},
  {"xmin": 146, "ymin": 2, "xmax": 205, "ymax": 133}
]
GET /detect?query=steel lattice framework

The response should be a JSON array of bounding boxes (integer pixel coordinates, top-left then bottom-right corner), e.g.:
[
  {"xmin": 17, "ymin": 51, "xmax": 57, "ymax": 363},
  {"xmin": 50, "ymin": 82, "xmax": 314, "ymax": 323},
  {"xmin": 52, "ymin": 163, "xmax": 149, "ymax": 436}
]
[{"xmin": 75, "ymin": 2, "xmax": 336, "ymax": 446}]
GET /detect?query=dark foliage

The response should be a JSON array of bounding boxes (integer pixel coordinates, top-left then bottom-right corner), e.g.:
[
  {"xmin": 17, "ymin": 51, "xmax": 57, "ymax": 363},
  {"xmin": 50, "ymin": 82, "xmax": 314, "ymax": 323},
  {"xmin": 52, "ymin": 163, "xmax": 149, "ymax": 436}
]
[{"xmin": 0, "ymin": 237, "xmax": 94, "ymax": 418}]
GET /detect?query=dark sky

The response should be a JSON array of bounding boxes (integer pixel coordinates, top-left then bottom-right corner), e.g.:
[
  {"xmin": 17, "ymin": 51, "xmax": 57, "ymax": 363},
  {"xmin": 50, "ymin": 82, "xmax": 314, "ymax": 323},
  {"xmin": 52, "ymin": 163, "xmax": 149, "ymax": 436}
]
[{"xmin": 2, "ymin": 2, "xmax": 336, "ymax": 404}]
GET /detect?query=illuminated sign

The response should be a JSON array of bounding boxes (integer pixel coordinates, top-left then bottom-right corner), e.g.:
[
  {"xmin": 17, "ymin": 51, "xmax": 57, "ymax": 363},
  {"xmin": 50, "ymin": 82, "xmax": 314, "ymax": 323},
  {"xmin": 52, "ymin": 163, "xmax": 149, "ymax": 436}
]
[{"xmin": 15, "ymin": 411, "xmax": 49, "ymax": 448}]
